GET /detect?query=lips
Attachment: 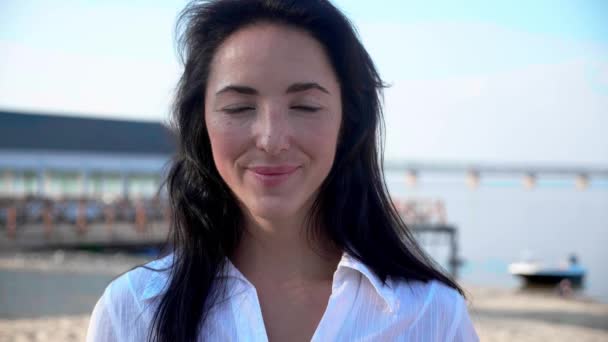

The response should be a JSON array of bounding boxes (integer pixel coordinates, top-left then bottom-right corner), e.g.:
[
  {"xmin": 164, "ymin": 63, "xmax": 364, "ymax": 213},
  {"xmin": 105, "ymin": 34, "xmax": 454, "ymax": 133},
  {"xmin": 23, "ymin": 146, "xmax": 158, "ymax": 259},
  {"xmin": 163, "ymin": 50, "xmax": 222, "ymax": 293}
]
[
  {"xmin": 250, "ymin": 165, "xmax": 299, "ymax": 175},
  {"xmin": 248, "ymin": 165, "xmax": 299, "ymax": 186}
]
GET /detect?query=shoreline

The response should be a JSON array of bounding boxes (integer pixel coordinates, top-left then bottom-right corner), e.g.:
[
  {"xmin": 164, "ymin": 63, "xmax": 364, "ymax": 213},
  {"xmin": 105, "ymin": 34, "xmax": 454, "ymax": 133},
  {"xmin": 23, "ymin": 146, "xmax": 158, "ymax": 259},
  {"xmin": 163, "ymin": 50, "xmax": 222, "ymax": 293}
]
[
  {"xmin": 1, "ymin": 251, "xmax": 607, "ymax": 341},
  {"xmin": 0, "ymin": 250, "xmax": 152, "ymax": 276}
]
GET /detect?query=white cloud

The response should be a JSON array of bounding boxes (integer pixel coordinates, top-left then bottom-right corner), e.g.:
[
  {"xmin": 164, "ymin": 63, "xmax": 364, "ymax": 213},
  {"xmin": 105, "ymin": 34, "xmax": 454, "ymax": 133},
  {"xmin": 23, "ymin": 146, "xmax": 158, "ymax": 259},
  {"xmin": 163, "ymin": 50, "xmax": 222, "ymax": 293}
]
[
  {"xmin": 382, "ymin": 59, "xmax": 608, "ymax": 165},
  {"xmin": 347, "ymin": 20, "xmax": 608, "ymax": 165},
  {"xmin": 357, "ymin": 21, "xmax": 608, "ymax": 79},
  {"xmin": 1, "ymin": 17, "xmax": 606, "ymax": 166},
  {"xmin": 0, "ymin": 41, "xmax": 181, "ymax": 122}
]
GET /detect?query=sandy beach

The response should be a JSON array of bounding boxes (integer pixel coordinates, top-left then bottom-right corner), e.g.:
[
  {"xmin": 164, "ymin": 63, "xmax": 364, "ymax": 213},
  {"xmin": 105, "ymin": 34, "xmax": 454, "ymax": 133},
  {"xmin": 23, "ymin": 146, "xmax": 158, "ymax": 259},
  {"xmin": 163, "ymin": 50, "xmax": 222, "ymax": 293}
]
[
  {"xmin": 1, "ymin": 251, "xmax": 607, "ymax": 341},
  {"xmin": 468, "ymin": 286, "xmax": 608, "ymax": 341}
]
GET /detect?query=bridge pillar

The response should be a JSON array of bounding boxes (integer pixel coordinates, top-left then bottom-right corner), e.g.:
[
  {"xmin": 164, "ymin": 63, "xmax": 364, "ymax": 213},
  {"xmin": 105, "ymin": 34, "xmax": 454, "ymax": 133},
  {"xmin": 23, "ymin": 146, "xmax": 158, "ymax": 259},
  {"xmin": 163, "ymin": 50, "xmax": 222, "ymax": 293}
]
[
  {"xmin": 122, "ymin": 173, "xmax": 130, "ymax": 199},
  {"xmin": 2, "ymin": 170, "xmax": 13, "ymax": 196},
  {"xmin": 43, "ymin": 171, "xmax": 53, "ymax": 198},
  {"xmin": 36, "ymin": 168, "xmax": 45, "ymax": 197},
  {"xmin": 79, "ymin": 170, "xmax": 90, "ymax": 197},
  {"xmin": 405, "ymin": 170, "xmax": 418, "ymax": 188}
]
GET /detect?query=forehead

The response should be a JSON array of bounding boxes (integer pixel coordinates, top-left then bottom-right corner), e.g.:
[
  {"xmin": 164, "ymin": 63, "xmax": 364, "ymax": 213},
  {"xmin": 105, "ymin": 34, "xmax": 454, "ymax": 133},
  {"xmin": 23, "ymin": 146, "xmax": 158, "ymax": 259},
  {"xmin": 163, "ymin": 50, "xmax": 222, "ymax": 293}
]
[{"xmin": 207, "ymin": 22, "xmax": 339, "ymax": 91}]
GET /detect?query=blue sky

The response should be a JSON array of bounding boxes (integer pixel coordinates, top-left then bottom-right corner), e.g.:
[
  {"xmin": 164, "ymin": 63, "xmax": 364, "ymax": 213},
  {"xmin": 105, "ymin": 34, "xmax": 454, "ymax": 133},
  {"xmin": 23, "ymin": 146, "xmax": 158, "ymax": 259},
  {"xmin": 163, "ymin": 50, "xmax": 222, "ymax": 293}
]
[{"xmin": 1, "ymin": 0, "xmax": 607, "ymax": 165}]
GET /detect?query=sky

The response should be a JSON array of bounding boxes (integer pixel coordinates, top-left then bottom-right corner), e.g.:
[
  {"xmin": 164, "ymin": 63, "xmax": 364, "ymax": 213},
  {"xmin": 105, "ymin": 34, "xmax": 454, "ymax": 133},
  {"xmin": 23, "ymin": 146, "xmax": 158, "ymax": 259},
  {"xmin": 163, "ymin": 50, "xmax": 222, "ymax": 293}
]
[{"xmin": 0, "ymin": 0, "xmax": 607, "ymax": 165}]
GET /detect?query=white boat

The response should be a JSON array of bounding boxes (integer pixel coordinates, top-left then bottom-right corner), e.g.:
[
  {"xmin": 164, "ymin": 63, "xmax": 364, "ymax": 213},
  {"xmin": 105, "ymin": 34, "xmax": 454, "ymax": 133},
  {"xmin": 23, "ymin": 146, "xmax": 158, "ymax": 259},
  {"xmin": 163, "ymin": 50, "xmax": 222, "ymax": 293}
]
[{"xmin": 508, "ymin": 254, "xmax": 586, "ymax": 286}]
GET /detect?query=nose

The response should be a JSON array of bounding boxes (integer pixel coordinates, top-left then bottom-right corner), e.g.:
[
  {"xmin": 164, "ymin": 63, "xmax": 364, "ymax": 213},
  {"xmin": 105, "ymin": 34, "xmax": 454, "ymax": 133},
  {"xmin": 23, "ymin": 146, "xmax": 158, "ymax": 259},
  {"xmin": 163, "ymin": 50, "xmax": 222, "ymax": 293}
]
[{"xmin": 255, "ymin": 104, "xmax": 291, "ymax": 155}]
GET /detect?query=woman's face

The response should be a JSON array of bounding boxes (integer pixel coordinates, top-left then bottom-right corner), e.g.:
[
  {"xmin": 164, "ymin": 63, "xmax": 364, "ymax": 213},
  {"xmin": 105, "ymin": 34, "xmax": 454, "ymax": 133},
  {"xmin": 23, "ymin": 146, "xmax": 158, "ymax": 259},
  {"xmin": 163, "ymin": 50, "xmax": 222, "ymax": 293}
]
[{"xmin": 204, "ymin": 23, "xmax": 342, "ymax": 223}]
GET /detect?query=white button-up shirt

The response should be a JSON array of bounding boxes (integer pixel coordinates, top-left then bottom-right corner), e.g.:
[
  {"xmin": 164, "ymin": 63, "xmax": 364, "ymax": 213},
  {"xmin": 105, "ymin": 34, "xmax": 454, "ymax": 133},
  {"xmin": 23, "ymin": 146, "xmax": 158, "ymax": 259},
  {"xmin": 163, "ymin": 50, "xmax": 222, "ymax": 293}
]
[{"xmin": 87, "ymin": 253, "xmax": 478, "ymax": 341}]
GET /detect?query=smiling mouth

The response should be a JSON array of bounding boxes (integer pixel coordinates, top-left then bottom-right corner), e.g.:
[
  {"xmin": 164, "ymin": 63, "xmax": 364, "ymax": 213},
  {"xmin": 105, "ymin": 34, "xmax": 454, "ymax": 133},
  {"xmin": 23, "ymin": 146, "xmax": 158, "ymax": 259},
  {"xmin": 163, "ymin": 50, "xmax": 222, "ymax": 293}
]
[{"xmin": 248, "ymin": 165, "xmax": 299, "ymax": 186}]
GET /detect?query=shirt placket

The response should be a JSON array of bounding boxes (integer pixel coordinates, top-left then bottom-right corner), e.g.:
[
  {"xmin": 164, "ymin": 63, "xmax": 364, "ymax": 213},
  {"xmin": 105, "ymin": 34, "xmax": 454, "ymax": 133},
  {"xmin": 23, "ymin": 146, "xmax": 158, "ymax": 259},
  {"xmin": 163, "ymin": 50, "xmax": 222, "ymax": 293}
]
[
  {"xmin": 231, "ymin": 281, "xmax": 269, "ymax": 342},
  {"xmin": 311, "ymin": 269, "xmax": 361, "ymax": 342}
]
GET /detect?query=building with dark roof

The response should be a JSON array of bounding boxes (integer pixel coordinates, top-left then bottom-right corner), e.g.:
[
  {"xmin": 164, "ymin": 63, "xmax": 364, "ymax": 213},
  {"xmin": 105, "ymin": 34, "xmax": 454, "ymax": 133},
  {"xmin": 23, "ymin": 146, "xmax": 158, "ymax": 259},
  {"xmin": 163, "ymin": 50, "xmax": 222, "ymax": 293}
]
[{"xmin": 0, "ymin": 110, "xmax": 176, "ymax": 199}]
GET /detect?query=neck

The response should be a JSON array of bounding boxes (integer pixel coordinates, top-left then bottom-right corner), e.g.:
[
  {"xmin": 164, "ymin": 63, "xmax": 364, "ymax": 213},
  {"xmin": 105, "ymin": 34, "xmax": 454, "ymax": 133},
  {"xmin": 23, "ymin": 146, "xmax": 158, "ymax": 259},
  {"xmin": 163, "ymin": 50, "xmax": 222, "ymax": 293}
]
[{"xmin": 231, "ymin": 212, "xmax": 341, "ymax": 284}]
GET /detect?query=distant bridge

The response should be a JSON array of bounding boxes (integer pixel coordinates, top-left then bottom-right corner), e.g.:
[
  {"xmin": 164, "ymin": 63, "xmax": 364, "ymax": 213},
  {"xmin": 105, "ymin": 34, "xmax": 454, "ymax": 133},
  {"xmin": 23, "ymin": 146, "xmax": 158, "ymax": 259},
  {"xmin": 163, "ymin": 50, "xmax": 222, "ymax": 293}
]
[
  {"xmin": 384, "ymin": 160, "xmax": 608, "ymax": 175},
  {"xmin": 384, "ymin": 160, "xmax": 608, "ymax": 189}
]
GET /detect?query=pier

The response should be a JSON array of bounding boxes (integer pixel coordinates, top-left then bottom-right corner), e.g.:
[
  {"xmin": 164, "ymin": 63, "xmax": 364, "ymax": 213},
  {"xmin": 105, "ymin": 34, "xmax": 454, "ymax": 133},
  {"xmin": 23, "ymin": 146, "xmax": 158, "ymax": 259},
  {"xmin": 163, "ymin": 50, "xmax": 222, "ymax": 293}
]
[
  {"xmin": 411, "ymin": 223, "xmax": 461, "ymax": 278},
  {"xmin": 1, "ymin": 195, "xmax": 465, "ymax": 276},
  {"xmin": 0, "ymin": 222, "xmax": 169, "ymax": 252}
]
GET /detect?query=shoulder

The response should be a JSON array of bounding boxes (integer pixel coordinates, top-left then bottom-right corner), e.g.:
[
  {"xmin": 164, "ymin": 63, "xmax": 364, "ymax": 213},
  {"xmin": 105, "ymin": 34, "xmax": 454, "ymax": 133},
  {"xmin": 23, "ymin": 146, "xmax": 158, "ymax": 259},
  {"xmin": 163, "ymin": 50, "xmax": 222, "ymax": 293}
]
[
  {"xmin": 86, "ymin": 254, "xmax": 173, "ymax": 341},
  {"xmin": 390, "ymin": 279, "xmax": 478, "ymax": 340},
  {"xmin": 391, "ymin": 278, "xmax": 463, "ymax": 314},
  {"xmin": 106, "ymin": 253, "xmax": 172, "ymax": 308}
]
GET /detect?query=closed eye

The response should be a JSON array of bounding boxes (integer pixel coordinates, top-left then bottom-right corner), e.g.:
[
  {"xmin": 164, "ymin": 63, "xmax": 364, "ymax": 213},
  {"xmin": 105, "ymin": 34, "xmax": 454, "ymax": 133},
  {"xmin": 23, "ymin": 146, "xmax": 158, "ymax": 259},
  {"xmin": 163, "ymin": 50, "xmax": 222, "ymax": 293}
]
[
  {"xmin": 223, "ymin": 106, "xmax": 255, "ymax": 114},
  {"xmin": 291, "ymin": 105, "xmax": 321, "ymax": 112}
]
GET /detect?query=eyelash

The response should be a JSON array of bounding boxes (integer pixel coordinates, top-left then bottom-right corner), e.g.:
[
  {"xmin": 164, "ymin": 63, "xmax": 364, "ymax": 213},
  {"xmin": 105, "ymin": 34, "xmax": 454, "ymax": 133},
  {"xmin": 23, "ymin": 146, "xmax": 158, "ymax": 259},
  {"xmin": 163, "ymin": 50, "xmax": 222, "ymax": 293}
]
[
  {"xmin": 291, "ymin": 105, "xmax": 320, "ymax": 112},
  {"xmin": 223, "ymin": 106, "xmax": 320, "ymax": 114},
  {"xmin": 223, "ymin": 107, "xmax": 254, "ymax": 114}
]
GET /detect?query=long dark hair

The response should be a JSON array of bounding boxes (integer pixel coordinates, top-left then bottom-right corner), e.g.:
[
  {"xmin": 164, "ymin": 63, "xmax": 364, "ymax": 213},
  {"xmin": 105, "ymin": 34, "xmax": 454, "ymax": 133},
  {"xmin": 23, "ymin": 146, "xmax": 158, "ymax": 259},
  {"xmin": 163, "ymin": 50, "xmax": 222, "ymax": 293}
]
[{"xmin": 149, "ymin": 0, "xmax": 464, "ymax": 341}]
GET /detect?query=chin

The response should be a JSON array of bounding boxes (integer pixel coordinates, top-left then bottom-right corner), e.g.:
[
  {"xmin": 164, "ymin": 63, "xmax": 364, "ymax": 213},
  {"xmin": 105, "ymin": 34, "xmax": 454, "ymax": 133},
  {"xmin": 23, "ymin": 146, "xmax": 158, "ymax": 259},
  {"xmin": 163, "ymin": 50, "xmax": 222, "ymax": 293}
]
[{"xmin": 246, "ymin": 198, "xmax": 303, "ymax": 222}]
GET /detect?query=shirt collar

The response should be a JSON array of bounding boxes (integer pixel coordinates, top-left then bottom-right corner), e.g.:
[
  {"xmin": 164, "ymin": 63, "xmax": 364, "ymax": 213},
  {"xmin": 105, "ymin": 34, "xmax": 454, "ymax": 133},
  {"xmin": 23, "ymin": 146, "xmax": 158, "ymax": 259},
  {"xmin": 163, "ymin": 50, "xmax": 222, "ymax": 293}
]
[
  {"xmin": 142, "ymin": 251, "xmax": 399, "ymax": 311},
  {"xmin": 141, "ymin": 253, "xmax": 173, "ymax": 301},
  {"xmin": 335, "ymin": 253, "xmax": 399, "ymax": 311}
]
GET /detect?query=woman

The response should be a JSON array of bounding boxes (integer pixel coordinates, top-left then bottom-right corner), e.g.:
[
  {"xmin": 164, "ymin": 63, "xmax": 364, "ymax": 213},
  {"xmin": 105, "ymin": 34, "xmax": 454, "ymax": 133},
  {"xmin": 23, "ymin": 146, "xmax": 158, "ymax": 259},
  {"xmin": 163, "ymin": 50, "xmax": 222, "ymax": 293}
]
[{"xmin": 87, "ymin": 0, "xmax": 479, "ymax": 341}]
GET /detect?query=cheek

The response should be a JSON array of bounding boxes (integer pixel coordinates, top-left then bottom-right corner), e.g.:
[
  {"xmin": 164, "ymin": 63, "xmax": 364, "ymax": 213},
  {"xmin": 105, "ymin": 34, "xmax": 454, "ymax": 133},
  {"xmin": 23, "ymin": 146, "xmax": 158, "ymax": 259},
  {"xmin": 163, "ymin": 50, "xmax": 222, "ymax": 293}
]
[
  {"xmin": 206, "ymin": 117, "xmax": 248, "ymax": 179},
  {"xmin": 298, "ymin": 116, "xmax": 341, "ymax": 167}
]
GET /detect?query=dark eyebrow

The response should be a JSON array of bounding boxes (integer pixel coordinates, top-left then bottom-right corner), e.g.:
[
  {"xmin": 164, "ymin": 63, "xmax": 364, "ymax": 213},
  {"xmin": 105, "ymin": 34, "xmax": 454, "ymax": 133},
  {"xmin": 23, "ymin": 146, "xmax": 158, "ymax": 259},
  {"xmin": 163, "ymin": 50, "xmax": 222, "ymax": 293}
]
[
  {"xmin": 286, "ymin": 82, "xmax": 330, "ymax": 95},
  {"xmin": 215, "ymin": 82, "xmax": 330, "ymax": 96},
  {"xmin": 216, "ymin": 85, "xmax": 258, "ymax": 95}
]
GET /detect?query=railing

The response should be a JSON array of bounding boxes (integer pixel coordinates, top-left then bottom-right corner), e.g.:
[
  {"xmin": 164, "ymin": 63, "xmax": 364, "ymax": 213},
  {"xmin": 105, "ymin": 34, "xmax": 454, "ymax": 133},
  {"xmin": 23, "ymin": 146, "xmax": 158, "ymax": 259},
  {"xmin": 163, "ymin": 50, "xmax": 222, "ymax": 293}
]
[{"xmin": 0, "ymin": 196, "xmax": 170, "ymax": 250}]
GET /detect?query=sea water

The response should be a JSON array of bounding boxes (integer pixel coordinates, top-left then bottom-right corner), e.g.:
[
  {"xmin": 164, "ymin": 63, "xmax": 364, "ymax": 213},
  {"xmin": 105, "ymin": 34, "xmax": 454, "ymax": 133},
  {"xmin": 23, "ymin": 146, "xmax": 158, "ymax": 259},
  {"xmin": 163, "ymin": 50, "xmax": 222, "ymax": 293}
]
[{"xmin": 385, "ymin": 171, "xmax": 608, "ymax": 303}]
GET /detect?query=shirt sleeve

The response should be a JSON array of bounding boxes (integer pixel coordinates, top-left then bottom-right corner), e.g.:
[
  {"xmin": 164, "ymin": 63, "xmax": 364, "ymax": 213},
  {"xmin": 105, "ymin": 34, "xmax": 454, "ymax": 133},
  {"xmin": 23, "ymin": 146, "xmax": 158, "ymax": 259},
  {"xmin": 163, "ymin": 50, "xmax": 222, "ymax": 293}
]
[
  {"xmin": 86, "ymin": 291, "xmax": 119, "ymax": 342},
  {"xmin": 449, "ymin": 294, "xmax": 479, "ymax": 342}
]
